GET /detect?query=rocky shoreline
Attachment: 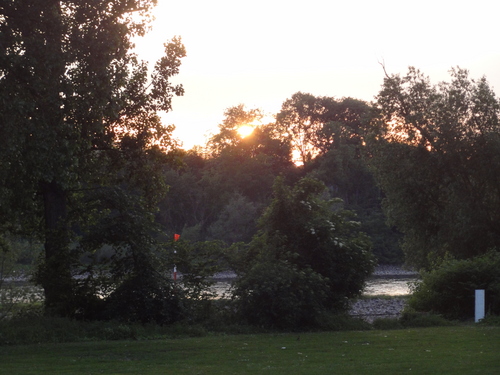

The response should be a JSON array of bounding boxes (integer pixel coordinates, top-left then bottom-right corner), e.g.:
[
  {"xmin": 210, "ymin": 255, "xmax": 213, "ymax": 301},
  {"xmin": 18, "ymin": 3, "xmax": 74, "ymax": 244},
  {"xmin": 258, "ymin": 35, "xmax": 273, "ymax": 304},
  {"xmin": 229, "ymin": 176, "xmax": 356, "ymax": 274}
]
[
  {"xmin": 372, "ymin": 265, "xmax": 418, "ymax": 277},
  {"xmin": 348, "ymin": 265, "xmax": 417, "ymax": 322},
  {"xmin": 212, "ymin": 265, "xmax": 418, "ymax": 280},
  {"xmin": 349, "ymin": 297, "xmax": 408, "ymax": 323}
]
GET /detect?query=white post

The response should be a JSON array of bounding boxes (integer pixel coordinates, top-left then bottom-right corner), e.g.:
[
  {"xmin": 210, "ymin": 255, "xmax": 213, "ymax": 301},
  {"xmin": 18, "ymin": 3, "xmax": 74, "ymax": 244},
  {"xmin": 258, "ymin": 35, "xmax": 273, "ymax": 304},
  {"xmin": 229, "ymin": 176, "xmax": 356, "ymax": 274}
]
[
  {"xmin": 173, "ymin": 250, "xmax": 177, "ymax": 281},
  {"xmin": 475, "ymin": 289, "xmax": 485, "ymax": 323}
]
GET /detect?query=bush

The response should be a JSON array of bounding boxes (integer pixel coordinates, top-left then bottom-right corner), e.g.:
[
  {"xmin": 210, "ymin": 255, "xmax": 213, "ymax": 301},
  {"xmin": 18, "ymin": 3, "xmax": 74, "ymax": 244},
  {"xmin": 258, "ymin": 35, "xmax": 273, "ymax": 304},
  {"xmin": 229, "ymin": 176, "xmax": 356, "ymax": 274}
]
[
  {"xmin": 102, "ymin": 273, "xmax": 183, "ymax": 325},
  {"xmin": 408, "ymin": 251, "xmax": 500, "ymax": 320},
  {"xmin": 230, "ymin": 177, "xmax": 375, "ymax": 330},
  {"xmin": 232, "ymin": 261, "xmax": 331, "ymax": 329}
]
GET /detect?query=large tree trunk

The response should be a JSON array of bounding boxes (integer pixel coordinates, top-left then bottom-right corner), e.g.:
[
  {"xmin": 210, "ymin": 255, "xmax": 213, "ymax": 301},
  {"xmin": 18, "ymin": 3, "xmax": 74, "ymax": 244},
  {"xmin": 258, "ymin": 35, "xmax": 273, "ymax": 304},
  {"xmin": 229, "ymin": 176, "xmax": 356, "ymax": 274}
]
[
  {"xmin": 40, "ymin": 180, "xmax": 74, "ymax": 316},
  {"xmin": 30, "ymin": 2, "xmax": 76, "ymax": 316}
]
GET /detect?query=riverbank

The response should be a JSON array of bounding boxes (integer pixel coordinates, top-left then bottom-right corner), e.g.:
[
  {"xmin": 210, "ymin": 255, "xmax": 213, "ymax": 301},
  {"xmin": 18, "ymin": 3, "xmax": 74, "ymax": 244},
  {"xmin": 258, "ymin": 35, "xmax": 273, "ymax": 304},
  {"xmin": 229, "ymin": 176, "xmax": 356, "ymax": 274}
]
[
  {"xmin": 372, "ymin": 265, "xmax": 418, "ymax": 277},
  {"xmin": 349, "ymin": 297, "xmax": 409, "ymax": 322},
  {"xmin": 350, "ymin": 265, "xmax": 417, "ymax": 322},
  {"xmin": 212, "ymin": 265, "xmax": 418, "ymax": 281}
]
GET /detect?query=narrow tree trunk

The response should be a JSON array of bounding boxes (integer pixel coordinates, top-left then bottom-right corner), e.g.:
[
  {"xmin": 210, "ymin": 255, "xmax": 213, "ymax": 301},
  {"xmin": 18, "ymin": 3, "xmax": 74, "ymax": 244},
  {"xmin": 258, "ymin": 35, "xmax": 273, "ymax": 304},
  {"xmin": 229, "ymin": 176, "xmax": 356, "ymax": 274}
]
[{"xmin": 40, "ymin": 180, "xmax": 74, "ymax": 316}]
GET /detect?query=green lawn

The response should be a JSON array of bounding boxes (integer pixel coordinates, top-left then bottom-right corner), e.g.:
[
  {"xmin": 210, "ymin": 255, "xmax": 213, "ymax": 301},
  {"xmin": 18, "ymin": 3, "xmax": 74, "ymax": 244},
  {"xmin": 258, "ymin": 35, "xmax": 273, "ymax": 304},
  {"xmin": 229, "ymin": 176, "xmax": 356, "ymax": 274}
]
[{"xmin": 1, "ymin": 326, "xmax": 499, "ymax": 374}]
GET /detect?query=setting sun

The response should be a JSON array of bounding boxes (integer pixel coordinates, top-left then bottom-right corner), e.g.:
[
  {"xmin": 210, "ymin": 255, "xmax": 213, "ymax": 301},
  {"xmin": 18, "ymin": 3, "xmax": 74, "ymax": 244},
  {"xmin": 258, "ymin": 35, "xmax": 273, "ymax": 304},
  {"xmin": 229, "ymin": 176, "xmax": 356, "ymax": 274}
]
[{"xmin": 237, "ymin": 125, "xmax": 254, "ymax": 138}]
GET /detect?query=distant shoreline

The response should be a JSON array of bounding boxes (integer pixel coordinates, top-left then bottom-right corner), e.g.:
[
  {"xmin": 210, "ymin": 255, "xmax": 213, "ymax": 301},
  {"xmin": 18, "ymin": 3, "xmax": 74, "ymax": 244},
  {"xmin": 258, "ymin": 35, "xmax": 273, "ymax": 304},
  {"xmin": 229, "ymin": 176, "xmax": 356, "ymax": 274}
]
[
  {"xmin": 372, "ymin": 265, "xmax": 418, "ymax": 277},
  {"xmin": 212, "ymin": 265, "xmax": 418, "ymax": 282}
]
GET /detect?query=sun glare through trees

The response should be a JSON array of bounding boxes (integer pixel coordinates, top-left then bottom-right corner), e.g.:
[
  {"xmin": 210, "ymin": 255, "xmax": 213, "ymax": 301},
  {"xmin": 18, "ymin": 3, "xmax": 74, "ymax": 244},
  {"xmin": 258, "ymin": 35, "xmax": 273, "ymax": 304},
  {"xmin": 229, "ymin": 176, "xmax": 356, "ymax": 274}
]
[{"xmin": 236, "ymin": 125, "xmax": 254, "ymax": 138}]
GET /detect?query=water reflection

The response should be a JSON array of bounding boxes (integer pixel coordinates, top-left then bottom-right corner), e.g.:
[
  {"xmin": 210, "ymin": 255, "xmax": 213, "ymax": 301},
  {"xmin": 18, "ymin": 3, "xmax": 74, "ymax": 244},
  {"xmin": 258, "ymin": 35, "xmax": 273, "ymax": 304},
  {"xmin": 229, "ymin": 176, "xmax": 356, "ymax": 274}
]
[
  {"xmin": 210, "ymin": 276, "xmax": 419, "ymax": 298},
  {"xmin": 363, "ymin": 277, "xmax": 418, "ymax": 296}
]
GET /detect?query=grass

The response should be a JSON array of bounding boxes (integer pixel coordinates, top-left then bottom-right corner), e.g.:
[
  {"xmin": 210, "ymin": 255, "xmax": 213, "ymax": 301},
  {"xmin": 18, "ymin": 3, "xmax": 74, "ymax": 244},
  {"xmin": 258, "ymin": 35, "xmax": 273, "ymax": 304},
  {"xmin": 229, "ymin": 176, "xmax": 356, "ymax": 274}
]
[{"xmin": 1, "ymin": 326, "xmax": 499, "ymax": 374}]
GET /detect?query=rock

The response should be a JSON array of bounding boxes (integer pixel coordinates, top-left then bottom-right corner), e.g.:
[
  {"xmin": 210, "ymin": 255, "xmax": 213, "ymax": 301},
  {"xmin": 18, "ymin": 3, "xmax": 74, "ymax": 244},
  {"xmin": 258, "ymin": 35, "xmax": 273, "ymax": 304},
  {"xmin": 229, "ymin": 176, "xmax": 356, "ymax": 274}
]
[
  {"xmin": 373, "ymin": 265, "xmax": 418, "ymax": 277},
  {"xmin": 349, "ymin": 297, "xmax": 407, "ymax": 323}
]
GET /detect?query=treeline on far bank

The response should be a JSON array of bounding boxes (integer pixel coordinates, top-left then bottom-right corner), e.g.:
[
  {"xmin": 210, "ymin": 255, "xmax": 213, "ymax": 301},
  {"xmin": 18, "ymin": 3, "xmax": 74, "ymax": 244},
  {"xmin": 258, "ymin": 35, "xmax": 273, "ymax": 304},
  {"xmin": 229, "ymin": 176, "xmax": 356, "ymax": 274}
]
[{"xmin": 157, "ymin": 95, "xmax": 403, "ymax": 266}]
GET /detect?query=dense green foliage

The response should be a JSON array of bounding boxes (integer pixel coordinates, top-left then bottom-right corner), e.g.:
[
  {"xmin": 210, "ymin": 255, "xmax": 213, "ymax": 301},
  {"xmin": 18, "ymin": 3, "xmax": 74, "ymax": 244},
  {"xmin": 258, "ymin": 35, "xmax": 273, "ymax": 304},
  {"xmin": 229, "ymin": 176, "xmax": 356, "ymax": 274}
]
[
  {"xmin": 303, "ymin": 96, "xmax": 402, "ymax": 264},
  {"xmin": 370, "ymin": 67, "xmax": 500, "ymax": 269},
  {"xmin": 230, "ymin": 177, "xmax": 375, "ymax": 328},
  {"xmin": 408, "ymin": 252, "xmax": 500, "ymax": 320},
  {"xmin": 158, "ymin": 101, "xmax": 402, "ymax": 264},
  {"xmin": 0, "ymin": 0, "xmax": 191, "ymax": 318}
]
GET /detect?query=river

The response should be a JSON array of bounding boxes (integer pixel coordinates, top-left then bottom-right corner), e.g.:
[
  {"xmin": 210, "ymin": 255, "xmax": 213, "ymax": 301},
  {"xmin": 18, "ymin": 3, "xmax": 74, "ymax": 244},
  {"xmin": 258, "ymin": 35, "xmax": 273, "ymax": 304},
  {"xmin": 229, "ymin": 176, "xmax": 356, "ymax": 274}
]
[{"xmin": 211, "ymin": 267, "xmax": 419, "ymax": 297}]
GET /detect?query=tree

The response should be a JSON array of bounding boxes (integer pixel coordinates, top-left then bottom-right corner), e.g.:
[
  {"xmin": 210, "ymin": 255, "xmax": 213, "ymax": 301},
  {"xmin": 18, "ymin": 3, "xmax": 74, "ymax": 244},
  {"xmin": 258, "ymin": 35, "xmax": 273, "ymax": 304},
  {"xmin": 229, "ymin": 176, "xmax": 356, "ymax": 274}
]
[
  {"xmin": 207, "ymin": 107, "xmax": 296, "ymax": 236},
  {"xmin": 207, "ymin": 104, "xmax": 264, "ymax": 157},
  {"xmin": 314, "ymin": 97, "xmax": 373, "ymax": 155},
  {"xmin": 207, "ymin": 105, "xmax": 293, "ymax": 184},
  {"xmin": 208, "ymin": 193, "xmax": 258, "ymax": 244},
  {"xmin": 370, "ymin": 67, "xmax": 500, "ymax": 269},
  {"xmin": 231, "ymin": 177, "xmax": 374, "ymax": 328},
  {"xmin": 275, "ymin": 92, "xmax": 332, "ymax": 165},
  {"xmin": 0, "ymin": 1, "xmax": 185, "ymax": 315},
  {"xmin": 274, "ymin": 93, "xmax": 375, "ymax": 167},
  {"xmin": 305, "ymin": 98, "xmax": 403, "ymax": 264},
  {"xmin": 160, "ymin": 105, "xmax": 295, "ymax": 243}
]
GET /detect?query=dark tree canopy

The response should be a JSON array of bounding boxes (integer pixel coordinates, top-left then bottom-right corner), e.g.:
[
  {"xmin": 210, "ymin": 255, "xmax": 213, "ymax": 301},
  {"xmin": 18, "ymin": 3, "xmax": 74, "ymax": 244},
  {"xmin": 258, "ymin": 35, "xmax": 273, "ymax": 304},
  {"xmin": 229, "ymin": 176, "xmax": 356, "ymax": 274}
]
[
  {"xmin": 231, "ymin": 177, "xmax": 375, "ymax": 328},
  {"xmin": 370, "ymin": 67, "xmax": 500, "ymax": 269},
  {"xmin": 158, "ymin": 98, "xmax": 401, "ymax": 264},
  {"xmin": 275, "ymin": 92, "xmax": 335, "ymax": 166},
  {"xmin": 0, "ymin": 0, "xmax": 185, "ymax": 315},
  {"xmin": 274, "ymin": 92, "xmax": 372, "ymax": 166}
]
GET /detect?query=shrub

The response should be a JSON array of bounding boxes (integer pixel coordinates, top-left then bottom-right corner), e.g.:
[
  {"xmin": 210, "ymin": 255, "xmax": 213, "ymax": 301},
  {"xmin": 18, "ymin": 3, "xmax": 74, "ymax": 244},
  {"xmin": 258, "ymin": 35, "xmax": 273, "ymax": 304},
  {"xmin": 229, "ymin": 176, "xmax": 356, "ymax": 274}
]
[
  {"xmin": 230, "ymin": 177, "xmax": 375, "ymax": 329},
  {"xmin": 232, "ymin": 260, "xmax": 331, "ymax": 329},
  {"xmin": 408, "ymin": 251, "xmax": 500, "ymax": 320},
  {"xmin": 71, "ymin": 239, "xmax": 223, "ymax": 324},
  {"xmin": 102, "ymin": 273, "xmax": 183, "ymax": 325}
]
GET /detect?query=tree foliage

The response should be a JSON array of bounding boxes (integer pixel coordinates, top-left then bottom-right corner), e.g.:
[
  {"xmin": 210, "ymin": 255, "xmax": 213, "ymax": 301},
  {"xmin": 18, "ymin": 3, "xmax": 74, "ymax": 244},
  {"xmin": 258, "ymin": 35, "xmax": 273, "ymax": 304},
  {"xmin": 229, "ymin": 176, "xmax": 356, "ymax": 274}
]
[
  {"xmin": 370, "ymin": 67, "xmax": 500, "ymax": 269},
  {"xmin": 207, "ymin": 105, "xmax": 264, "ymax": 157},
  {"xmin": 0, "ymin": 0, "xmax": 186, "ymax": 316},
  {"xmin": 408, "ymin": 251, "xmax": 500, "ymax": 320},
  {"xmin": 158, "ymin": 106, "xmax": 296, "ymax": 244},
  {"xmin": 303, "ymin": 96, "xmax": 402, "ymax": 264},
  {"xmin": 158, "ymin": 98, "xmax": 401, "ymax": 263},
  {"xmin": 275, "ymin": 92, "xmax": 335, "ymax": 165},
  {"xmin": 231, "ymin": 177, "xmax": 375, "ymax": 328},
  {"xmin": 275, "ymin": 93, "xmax": 373, "ymax": 165}
]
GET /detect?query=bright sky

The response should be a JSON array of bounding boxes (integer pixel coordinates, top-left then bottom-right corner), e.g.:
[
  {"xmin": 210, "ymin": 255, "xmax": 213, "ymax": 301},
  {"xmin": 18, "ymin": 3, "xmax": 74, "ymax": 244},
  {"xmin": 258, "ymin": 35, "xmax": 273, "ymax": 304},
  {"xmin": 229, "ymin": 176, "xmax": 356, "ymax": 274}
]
[{"xmin": 134, "ymin": 0, "xmax": 500, "ymax": 149}]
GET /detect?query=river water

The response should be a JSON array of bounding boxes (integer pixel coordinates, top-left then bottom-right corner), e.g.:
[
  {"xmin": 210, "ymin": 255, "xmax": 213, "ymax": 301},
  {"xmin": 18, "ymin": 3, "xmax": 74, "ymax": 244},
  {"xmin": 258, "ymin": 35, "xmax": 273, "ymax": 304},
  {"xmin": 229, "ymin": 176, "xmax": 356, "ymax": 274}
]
[
  {"xmin": 363, "ymin": 276, "xmax": 418, "ymax": 296},
  {"xmin": 211, "ymin": 273, "xmax": 419, "ymax": 298},
  {"xmin": 2, "ymin": 268, "xmax": 419, "ymax": 302}
]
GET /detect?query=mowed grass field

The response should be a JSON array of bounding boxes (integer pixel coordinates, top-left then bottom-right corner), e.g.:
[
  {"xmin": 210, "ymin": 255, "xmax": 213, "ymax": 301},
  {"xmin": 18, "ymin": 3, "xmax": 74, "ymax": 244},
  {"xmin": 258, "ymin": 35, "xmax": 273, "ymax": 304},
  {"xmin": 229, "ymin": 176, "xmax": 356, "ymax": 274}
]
[{"xmin": 1, "ymin": 326, "xmax": 499, "ymax": 374}]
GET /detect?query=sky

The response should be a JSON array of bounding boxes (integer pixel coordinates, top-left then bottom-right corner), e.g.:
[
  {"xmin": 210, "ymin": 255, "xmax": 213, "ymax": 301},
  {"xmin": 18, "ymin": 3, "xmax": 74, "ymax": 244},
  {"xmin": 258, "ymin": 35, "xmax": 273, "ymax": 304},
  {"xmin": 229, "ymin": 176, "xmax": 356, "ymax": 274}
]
[{"xmin": 134, "ymin": 0, "xmax": 500, "ymax": 149}]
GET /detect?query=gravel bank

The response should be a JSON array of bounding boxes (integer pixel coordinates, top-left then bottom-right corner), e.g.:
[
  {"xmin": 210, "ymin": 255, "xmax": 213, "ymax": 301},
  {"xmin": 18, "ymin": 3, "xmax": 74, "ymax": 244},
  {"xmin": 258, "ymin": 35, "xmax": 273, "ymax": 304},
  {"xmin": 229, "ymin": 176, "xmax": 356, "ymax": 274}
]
[
  {"xmin": 372, "ymin": 265, "xmax": 418, "ymax": 277},
  {"xmin": 213, "ymin": 265, "xmax": 417, "ymax": 280},
  {"xmin": 349, "ymin": 265, "xmax": 416, "ymax": 322},
  {"xmin": 349, "ymin": 297, "xmax": 408, "ymax": 323}
]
